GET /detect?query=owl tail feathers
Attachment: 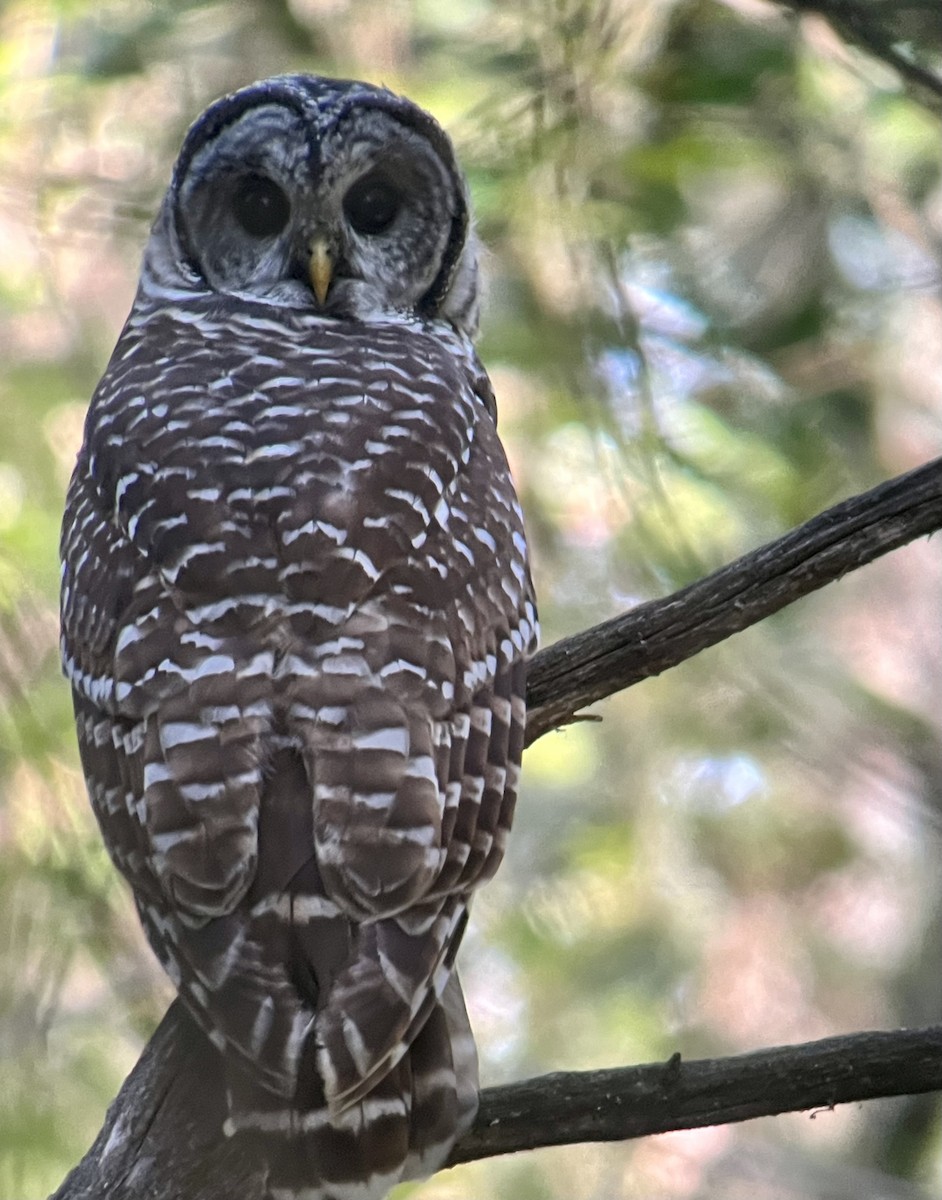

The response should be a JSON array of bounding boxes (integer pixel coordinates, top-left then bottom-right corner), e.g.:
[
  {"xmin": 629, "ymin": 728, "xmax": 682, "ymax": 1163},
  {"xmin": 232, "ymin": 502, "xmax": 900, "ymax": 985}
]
[
  {"xmin": 399, "ymin": 977, "xmax": 480, "ymax": 1183},
  {"xmin": 314, "ymin": 900, "xmax": 470, "ymax": 1117},
  {"xmin": 223, "ymin": 980, "xmax": 479, "ymax": 1200}
]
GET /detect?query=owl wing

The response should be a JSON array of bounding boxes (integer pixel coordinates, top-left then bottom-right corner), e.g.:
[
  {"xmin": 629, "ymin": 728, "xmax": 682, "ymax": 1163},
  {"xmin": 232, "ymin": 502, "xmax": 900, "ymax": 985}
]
[{"xmin": 299, "ymin": 413, "xmax": 533, "ymax": 1113}]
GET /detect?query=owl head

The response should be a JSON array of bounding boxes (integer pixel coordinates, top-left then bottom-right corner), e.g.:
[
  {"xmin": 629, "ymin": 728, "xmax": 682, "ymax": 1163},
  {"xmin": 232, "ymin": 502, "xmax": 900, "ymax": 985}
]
[{"xmin": 141, "ymin": 75, "xmax": 480, "ymax": 334}]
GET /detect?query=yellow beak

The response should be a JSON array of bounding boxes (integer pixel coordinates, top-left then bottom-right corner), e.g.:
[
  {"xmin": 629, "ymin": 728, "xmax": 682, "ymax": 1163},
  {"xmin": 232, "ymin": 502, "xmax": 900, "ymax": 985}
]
[{"xmin": 309, "ymin": 240, "xmax": 333, "ymax": 305}]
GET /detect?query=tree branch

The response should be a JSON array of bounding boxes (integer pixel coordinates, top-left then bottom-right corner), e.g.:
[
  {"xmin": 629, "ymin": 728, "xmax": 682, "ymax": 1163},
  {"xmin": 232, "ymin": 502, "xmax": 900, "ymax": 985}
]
[
  {"xmin": 54, "ymin": 457, "xmax": 942, "ymax": 1198},
  {"xmin": 526, "ymin": 455, "xmax": 942, "ymax": 743},
  {"xmin": 54, "ymin": 1000, "xmax": 942, "ymax": 1196},
  {"xmin": 52, "ymin": 1002, "xmax": 264, "ymax": 1200},
  {"xmin": 778, "ymin": 0, "xmax": 942, "ymax": 113},
  {"xmin": 451, "ymin": 1026, "xmax": 942, "ymax": 1164}
]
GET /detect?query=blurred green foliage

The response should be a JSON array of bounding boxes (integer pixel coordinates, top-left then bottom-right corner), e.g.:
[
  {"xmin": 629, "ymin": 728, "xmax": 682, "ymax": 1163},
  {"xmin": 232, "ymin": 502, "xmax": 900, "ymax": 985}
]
[{"xmin": 1, "ymin": 0, "xmax": 941, "ymax": 1196}]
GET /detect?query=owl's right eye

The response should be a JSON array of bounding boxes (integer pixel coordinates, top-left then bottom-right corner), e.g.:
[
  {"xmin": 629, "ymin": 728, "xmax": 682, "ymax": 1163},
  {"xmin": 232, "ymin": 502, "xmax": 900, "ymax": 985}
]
[{"xmin": 231, "ymin": 175, "xmax": 291, "ymax": 238}]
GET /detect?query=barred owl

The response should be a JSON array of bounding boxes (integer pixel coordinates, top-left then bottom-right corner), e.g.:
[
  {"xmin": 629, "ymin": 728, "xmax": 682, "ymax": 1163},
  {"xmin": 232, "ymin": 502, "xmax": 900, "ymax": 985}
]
[{"xmin": 60, "ymin": 75, "xmax": 537, "ymax": 1198}]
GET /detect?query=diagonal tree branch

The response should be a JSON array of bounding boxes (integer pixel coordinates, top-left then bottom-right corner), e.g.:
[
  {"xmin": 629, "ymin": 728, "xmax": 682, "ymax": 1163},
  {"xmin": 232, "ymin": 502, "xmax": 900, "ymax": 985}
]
[
  {"xmin": 526, "ymin": 455, "xmax": 942, "ymax": 743},
  {"xmin": 777, "ymin": 0, "xmax": 942, "ymax": 113},
  {"xmin": 54, "ymin": 456, "xmax": 942, "ymax": 1199}
]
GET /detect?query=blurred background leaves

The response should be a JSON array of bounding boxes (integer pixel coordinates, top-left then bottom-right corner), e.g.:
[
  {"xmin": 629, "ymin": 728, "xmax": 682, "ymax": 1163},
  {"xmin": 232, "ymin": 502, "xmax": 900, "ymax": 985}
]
[{"xmin": 0, "ymin": 0, "xmax": 940, "ymax": 1196}]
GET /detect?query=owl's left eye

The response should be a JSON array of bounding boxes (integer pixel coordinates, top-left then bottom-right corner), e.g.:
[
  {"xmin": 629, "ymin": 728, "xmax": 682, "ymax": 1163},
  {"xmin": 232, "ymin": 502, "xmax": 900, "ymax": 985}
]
[
  {"xmin": 231, "ymin": 175, "xmax": 291, "ymax": 238},
  {"xmin": 343, "ymin": 171, "xmax": 402, "ymax": 236}
]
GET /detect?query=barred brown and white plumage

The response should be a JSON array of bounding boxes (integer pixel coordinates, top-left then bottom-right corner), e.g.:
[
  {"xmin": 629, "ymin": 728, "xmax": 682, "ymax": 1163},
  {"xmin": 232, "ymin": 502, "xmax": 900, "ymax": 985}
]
[{"xmin": 60, "ymin": 74, "xmax": 536, "ymax": 1199}]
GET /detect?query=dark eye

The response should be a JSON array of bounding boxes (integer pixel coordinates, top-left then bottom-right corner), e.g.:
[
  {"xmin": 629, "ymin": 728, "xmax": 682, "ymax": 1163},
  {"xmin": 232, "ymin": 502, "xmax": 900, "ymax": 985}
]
[
  {"xmin": 231, "ymin": 175, "xmax": 291, "ymax": 238},
  {"xmin": 343, "ymin": 173, "xmax": 402, "ymax": 235}
]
